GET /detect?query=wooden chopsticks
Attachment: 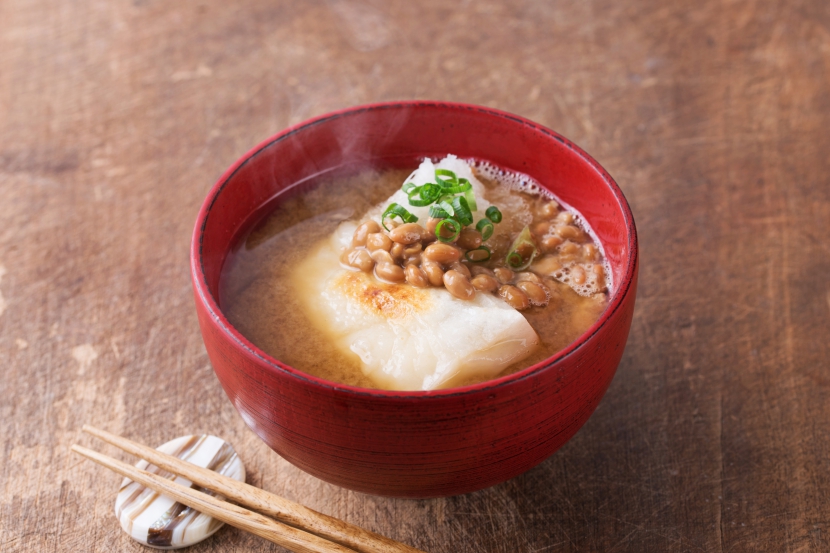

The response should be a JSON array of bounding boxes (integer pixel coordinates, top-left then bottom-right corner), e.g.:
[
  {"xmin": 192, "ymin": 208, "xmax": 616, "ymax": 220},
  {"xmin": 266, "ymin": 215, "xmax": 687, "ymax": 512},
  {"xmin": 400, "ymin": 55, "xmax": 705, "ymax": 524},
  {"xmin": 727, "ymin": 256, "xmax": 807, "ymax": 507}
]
[{"xmin": 73, "ymin": 425, "xmax": 425, "ymax": 553}]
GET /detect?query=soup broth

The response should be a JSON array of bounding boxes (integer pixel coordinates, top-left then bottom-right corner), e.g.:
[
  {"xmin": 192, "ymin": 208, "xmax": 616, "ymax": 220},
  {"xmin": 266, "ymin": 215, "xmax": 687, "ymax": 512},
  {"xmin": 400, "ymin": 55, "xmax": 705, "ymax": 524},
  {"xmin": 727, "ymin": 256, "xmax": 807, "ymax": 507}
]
[{"xmin": 222, "ymin": 161, "xmax": 608, "ymax": 389}]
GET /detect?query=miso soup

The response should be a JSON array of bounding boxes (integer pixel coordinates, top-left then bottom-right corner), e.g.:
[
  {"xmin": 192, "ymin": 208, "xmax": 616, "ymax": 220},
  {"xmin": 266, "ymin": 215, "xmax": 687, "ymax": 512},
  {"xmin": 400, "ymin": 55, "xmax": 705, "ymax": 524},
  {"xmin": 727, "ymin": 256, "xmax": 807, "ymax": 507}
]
[{"xmin": 222, "ymin": 156, "xmax": 608, "ymax": 390}]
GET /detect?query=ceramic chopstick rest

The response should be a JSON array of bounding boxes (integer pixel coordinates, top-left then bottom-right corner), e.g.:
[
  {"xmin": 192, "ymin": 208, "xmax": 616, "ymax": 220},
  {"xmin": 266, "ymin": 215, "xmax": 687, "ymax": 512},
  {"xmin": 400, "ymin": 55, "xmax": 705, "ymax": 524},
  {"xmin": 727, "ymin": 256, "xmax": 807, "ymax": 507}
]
[{"xmin": 114, "ymin": 435, "xmax": 245, "ymax": 549}]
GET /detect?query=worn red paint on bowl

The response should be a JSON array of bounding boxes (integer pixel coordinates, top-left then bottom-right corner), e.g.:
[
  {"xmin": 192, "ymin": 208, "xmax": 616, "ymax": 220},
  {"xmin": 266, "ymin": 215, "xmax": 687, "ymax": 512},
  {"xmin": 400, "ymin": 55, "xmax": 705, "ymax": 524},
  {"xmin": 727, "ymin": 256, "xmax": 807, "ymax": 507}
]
[{"xmin": 191, "ymin": 101, "xmax": 638, "ymax": 498}]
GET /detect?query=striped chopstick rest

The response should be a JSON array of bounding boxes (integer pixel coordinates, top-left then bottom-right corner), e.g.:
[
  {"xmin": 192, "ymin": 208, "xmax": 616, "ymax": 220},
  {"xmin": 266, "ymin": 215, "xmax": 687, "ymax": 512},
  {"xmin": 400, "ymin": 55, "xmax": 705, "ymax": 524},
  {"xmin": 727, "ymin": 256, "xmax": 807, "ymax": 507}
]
[{"xmin": 114, "ymin": 434, "xmax": 245, "ymax": 549}]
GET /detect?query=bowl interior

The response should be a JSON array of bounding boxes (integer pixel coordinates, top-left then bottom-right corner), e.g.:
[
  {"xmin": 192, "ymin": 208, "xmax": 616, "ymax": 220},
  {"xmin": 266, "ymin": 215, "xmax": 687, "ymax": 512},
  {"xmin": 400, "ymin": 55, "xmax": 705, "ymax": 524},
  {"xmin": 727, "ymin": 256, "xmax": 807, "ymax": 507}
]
[{"xmin": 195, "ymin": 101, "xmax": 635, "ymax": 391}]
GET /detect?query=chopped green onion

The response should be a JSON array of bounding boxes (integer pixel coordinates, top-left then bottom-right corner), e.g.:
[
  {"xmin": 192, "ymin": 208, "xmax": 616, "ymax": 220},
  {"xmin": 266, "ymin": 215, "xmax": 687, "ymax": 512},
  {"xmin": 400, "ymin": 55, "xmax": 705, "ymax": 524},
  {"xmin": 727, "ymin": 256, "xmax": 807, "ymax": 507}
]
[
  {"xmin": 485, "ymin": 206, "xmax": 503, "ymax": 224},
  {"xmin": 476, "ymin": 218, "xmax": 494, "ymax": 241},
  {"xmin": 429, "ymin": 204, "xmax": 450, "ymax": 218},
  {"xmin": 434, "ymin": 169, "xmax": 457, "ymax": 186},
  {"xmin": 506, "ymin": 251, "xmax": 525, "ymax": 268},
  {"xmin": 435, "ymin": 218, "xmax": 461, "ymax": 243},
  {"xmin": 441, "ymin": 182, "xmax": 471, "ymax": 194},
  {"xmin": 435, "ymin": 168, "xmax": 456, "ymax": 178},
  {"xmin": 437, "ymin": 200, "xmax": 455, "ymax": 217},
  {"xmin": 465, "ymin": 246, "xmax": 491, "ymax": 262},
  {"xmin": 505, "ymin": 225, "xmax": 537, "ymax": 270},
  {"xmin": 407, "ymin": 190, "xmax": 430, "ymax": 207},
  {"xmin": 450, "ymin": 196, "xmax": 473, "ymax": 226},
  {"xmin": 441, "ymin": 178, "xmax": 472, "ymax": 194},
  {"xmin": 385, "ymin": 164, "xmax": 505, "ymax": 242},
  {"xmin": 464, "ymin": 186, "xmax": 478, "ymax": 212},
  {"xmin": 382, "ymin": 203, "xmax": 418, "ymax": 231},
  {"xmin": 424, "ymin": 183, "xmax": 443, "ymax": 202},
  {"xmin": 435, "ymin": 169, "xmax": 472, "ymax": 193},
  {"xmin": 407, "ymin": 183, "xmax": 442, "ymax": 206}
]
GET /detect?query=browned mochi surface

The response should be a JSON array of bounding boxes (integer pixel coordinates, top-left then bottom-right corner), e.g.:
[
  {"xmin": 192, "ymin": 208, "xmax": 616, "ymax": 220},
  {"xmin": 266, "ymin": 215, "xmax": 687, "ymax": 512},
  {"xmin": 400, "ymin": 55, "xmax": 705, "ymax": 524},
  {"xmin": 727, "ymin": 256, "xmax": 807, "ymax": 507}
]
[{"xmin": 333, "ymin": 271, "xmax": 432, "ymax": 318}]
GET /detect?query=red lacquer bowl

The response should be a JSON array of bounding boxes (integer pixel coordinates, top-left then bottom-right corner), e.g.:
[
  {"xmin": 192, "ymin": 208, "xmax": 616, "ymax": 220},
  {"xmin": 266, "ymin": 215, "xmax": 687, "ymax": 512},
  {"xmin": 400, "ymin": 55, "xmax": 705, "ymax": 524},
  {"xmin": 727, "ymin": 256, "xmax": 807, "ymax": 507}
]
[{"xmin": 191, "ymin": 102, "xmax": 638, "ymax": 498}]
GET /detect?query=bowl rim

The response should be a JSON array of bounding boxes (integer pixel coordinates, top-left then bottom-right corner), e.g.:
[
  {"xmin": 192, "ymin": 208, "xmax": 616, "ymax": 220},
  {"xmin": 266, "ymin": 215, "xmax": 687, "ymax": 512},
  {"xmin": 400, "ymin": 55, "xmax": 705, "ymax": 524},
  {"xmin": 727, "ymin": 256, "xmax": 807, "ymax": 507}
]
[{"xmin": 191, "ymin": 100, "xmax": 638, "ymax": 399}]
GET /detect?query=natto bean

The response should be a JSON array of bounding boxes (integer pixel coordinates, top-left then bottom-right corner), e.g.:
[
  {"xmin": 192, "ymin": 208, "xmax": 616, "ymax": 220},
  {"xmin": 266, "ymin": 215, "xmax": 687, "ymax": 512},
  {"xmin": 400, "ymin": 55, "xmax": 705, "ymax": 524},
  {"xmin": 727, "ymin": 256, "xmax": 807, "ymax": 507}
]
[
  {"xmin": 422, "ymin": 260, "xmax": 444, "ymax": 287},
  {"xmin": 498, "ymin": 285, "xmax": 530, "ymax": 310},
  {"xmin": 366, "ymin": 232, "xmax": 392, "ymax": 252},
  {"xmin": 389, "ymin": 223, "xmax": 425, "ymax": 244},
  {"xmin": 471, "ymin": 274, "xmax": 499, "ymax": 292},
  {"xmin": 449, "ymin": 261, "xmax": 471, "ymax": 279},
  {"xmin": 423, "ymin": 243, "xmax": 461, "ymax": 265},
  {"xmin": 443, "ymin": 270, "xmax": 475, "ymax": 300},
  {"xmin": 346, "ymin": 249, "xmax": 374, "ymax": 272},
  {"xmin": 517, "ymin": 281, "xmax": 548, "ymax": 306},
  {"xmin": 352, "ymin": 220, "xmax": 380, "ymax": 248},
  {"xmin": 456, "ymin": 228, "xmax": 482, "ymax": 250},
  {"xmin": 375, "ymin": 263, "xmax": 406, "ymax": 283},
  {"xmin": 369, "ymin": 249, "xmax": 394, "ymax": 265},
  {"xmin": 405, "ymin": 265, "xmax": 429, "ymax": 287},
  {"xmin": 493, "ymin": 267, "xmax": 514, "ymax": 284}
]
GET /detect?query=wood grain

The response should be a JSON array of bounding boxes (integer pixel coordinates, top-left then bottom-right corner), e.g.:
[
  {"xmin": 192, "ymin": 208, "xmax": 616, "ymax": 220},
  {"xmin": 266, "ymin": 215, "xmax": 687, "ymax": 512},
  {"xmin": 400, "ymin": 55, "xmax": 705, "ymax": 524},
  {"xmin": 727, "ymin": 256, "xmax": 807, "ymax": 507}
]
[{"xmin": 1, "ymin": 0, "xmax": 828, "ymax": 552}]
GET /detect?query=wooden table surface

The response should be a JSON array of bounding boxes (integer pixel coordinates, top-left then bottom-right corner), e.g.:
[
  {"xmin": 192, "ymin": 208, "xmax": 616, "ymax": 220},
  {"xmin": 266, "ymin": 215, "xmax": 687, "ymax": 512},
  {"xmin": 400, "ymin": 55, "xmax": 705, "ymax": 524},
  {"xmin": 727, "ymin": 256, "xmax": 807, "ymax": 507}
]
[{"xmin": 2, "ymin": 1, "xmax": 829, "ymax": 551}]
